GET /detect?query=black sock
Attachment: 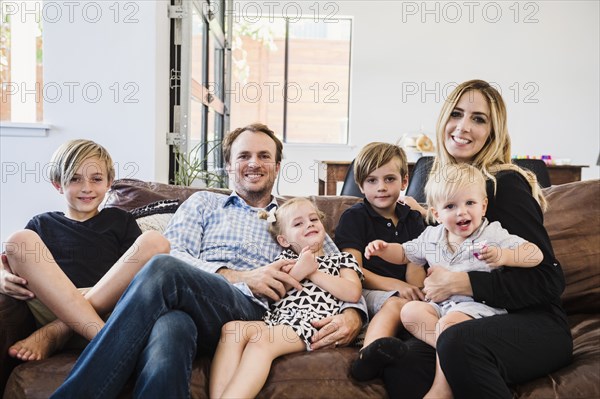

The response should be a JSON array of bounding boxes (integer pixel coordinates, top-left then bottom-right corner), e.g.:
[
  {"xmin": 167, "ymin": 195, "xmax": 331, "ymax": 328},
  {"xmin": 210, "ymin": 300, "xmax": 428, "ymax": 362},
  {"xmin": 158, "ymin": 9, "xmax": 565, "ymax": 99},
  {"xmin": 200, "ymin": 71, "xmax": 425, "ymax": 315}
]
[{"xmin": 350, "ymin": 337, "xmax": 408, "ymax": 381}]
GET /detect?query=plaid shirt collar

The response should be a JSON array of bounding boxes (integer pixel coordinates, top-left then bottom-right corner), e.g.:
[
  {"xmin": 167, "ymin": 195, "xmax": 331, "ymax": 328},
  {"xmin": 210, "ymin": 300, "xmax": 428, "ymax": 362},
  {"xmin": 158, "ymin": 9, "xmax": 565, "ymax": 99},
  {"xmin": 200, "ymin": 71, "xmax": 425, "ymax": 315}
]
[{"xmin": 223, "ymin": 191, "xmax": 278, "ymax": 212}]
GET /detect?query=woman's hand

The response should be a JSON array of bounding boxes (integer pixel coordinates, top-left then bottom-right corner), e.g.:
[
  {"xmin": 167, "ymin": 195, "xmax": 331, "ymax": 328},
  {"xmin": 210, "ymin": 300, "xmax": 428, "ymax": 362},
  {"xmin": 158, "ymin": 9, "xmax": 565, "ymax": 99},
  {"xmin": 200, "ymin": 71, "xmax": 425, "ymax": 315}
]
[
  {"xmin": 1, "ymin": 254, "xmax": 34, "ymax": 300},
  {"xmin": 399, "ymin": 195, "xmax": 427, "ymax": 218},
  {"xmin": 423, "ymin": 266, "xmax": 472, "ymax": 302}
]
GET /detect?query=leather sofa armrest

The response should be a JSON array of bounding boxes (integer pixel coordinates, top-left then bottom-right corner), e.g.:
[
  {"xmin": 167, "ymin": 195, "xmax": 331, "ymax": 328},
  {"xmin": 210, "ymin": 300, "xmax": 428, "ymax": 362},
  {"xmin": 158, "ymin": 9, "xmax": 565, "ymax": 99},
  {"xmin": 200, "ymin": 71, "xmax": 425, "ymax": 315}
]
[{"xmin": 0, "ymin": 294, "xmax": 35, "ymax": 394}]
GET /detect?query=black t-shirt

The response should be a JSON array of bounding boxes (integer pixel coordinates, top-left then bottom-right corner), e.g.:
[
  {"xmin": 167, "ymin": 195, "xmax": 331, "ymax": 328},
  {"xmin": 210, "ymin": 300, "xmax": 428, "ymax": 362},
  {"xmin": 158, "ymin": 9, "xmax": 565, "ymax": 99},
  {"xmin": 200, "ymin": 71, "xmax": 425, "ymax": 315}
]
[
  {"xmin": 334, "ymin": 200, "xmax": 425, "ymax": 280},
  {"xmin": 25, "ymin": 207, "xmax": 142, "ymax": 287},
  {"xmin": 471, "ymin": 170, "xmax": 567, "ymax": 322}
]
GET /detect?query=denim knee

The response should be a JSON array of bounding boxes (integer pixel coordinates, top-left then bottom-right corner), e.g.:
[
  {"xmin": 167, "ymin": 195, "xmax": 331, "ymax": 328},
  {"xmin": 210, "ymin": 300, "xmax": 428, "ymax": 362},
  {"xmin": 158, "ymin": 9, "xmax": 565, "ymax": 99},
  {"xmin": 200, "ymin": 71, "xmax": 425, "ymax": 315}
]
[
  {"xmin": 134, "ymin": 311, "xmax": 197, "ymax": 398},
  {"xmin": 144, "ymin": 310, "xmax": 198, "ymax": 363},
  {"xmin": 134, "ymin": 254, "xmax": 185, "ymax": 287}
]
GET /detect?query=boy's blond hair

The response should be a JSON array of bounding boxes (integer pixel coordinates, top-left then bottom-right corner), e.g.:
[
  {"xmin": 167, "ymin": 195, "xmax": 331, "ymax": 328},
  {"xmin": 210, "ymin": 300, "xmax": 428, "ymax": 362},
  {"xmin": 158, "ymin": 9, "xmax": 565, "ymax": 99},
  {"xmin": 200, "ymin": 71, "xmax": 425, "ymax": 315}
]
[
  {"xmin": 424, "ymin": 163, "xmax": 487, "ymax": 224},
  {"xmin": 49, "ymin": 139, "xmax": 115, "ymax": 188},
  {"xmin": 354, "ymin": 142, "xmax": 408, "ymax": 187},
  {"xmin": 258, "ymin": 197, "xmax": 325, "ymax": 242}
]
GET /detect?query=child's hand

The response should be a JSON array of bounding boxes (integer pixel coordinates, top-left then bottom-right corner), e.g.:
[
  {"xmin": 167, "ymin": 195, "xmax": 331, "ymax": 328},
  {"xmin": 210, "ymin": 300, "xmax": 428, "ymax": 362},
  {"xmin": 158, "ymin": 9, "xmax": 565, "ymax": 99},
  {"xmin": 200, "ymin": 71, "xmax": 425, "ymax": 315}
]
[
  {"xmin": 281, "ymin": 261, "xmax": 295, "ymax": 274},
  {"xmin": 395, "ymin": 281, "xmax": 425, "ymax": 301},
  {"xmin": 0, "ymin": 254, "xmax": 34, "ymax": 300},
  {"xmin": 291, "ymin": 247, "xmax": 319, "ymax": 281},
  {"xmin": 364, "ymin": 240, "xmax": 388, "ymax": 260},
  {"xmin": 476, "ymin": 245, "xmax": 505, "ymax": 268}
]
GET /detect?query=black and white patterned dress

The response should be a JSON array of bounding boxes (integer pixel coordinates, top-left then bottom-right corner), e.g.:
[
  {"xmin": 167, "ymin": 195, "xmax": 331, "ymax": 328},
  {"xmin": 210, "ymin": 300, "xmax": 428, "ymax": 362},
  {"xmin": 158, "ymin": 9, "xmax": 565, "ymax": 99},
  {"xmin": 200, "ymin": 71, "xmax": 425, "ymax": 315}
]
[{"xmin": 263, "ymin": 249, "xmax": 363, "ymax": 350}]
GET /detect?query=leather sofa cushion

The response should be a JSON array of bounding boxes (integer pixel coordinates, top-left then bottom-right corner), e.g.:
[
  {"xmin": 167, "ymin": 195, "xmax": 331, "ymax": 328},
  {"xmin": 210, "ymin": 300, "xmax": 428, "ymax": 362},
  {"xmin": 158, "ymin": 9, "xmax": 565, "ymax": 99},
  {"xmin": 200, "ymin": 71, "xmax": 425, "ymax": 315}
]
[
  {"xmin": 106, "ymin": 179, "xmax": 600, "ymax": 315},
  {"xmin": 543, "ymin": 180, "xmax": 600, "ymax": 314}
]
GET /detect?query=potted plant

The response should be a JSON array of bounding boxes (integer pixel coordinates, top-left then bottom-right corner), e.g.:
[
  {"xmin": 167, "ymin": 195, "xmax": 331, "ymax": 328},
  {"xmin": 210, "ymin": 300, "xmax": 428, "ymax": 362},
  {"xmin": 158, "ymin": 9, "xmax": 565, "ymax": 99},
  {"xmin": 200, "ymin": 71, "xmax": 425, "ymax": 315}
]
[{"xmin": 173, "ymin": 140, "xmax": 227, "ymax": 188}]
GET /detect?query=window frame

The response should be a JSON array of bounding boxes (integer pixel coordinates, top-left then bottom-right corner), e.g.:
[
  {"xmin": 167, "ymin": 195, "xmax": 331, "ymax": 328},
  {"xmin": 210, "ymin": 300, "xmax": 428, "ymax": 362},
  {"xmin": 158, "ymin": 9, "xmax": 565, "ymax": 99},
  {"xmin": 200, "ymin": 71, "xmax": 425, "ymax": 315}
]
[
  {"xmin": 168, "ymin": 0, "xmax": 229, "ymax": 184},
  {"xmin": 229, "ymin": 14, "xmax": 353, "ymax": 145}
]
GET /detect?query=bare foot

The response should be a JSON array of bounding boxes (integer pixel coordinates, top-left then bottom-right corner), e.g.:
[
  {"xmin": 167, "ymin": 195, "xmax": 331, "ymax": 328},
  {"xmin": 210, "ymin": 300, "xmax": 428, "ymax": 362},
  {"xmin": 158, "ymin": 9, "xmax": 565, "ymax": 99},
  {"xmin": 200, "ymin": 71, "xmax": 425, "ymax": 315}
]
[{"xmin": 8, "ymin": 319, "xmax": 72, "ymax": 361}]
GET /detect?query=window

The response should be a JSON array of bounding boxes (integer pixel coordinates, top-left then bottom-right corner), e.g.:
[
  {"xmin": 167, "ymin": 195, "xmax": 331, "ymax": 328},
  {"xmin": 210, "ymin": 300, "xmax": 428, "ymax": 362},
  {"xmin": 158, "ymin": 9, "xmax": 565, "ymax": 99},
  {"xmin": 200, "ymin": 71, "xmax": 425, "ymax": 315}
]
[
  {"xmin": 170, "ymin": 2, "xmax": 352, "ymax": 185},
  {"xmin": 1, "ymin": 0, "xmax": 43, "ymax": 122},
  {"xmin": 169, "ymin": 0, "xmax": 227, "ymax": 185},
  {"xmin": 229, "ymin": 16, "xmax": 352, "ymax": 144}
]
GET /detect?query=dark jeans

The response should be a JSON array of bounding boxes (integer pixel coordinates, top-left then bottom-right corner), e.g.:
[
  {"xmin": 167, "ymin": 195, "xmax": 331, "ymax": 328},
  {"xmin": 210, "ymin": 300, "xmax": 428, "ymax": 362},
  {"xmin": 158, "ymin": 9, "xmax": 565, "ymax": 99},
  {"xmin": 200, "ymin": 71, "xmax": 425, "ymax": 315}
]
[{"xmin": 51, "ymin": 254, "xmax": 265, "ymax": 399}]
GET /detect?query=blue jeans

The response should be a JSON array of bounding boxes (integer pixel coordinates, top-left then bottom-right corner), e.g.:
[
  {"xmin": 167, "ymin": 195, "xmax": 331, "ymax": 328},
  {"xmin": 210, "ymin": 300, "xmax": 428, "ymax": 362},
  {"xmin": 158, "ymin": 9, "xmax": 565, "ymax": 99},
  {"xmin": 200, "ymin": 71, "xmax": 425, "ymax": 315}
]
[{"xmin": 51, "ymin": 254, "xmax": 266, "ymax": 399}]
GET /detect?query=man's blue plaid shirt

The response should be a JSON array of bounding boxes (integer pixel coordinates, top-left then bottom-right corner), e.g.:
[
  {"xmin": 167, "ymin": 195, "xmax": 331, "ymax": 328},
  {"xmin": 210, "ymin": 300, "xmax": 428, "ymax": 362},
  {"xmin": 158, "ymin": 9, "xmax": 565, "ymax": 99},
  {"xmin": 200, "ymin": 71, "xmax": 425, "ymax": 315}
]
[
  {"xmin": 164, "ymin": 190, "xmax": 367, "ymax": 316},
  {"xmin": 164, "ymin": 191, "xmax": 339, "ymax": 273}
]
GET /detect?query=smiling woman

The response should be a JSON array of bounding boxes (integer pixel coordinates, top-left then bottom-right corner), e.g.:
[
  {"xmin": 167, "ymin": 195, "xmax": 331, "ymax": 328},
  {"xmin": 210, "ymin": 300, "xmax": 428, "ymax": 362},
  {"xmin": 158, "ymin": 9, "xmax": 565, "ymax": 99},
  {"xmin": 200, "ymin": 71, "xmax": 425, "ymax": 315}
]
[
  {"xmin": 443, "ymin": 90, "xmax": 492, "ymax": 163},
  {"xmin": 383, "ymin": 79, "xmax": 572, "ymax": 399}
]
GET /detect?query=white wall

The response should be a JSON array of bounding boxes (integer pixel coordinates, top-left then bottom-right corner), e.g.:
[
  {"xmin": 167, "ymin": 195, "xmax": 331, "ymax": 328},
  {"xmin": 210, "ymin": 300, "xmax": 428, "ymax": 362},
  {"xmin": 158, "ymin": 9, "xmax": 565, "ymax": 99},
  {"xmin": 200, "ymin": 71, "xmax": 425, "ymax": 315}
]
[
  {"xmin": 1, "ymin": 0, "xmax": 170, "ymax": 241},
  {"xmin": 277, "ymin": 0, "xmax": 600, "ymax": 196},
  {"xmin": 1, "ymin": 0, "xmax": 598, "ymax": 241}
]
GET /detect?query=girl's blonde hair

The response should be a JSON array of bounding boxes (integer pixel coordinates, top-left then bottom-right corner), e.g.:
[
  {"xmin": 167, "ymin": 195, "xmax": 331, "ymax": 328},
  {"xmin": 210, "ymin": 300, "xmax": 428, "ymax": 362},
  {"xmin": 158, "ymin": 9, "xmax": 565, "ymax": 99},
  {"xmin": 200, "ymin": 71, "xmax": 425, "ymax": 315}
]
[
  {"xmin": 424, "ymin": 163, "xmax": 487, "ymax": 224},
  {"xmin": 49, "ymin": 139, "xmax": 115, "ymax": 188},
  {"xmin": 258, "ymin": 197, "xmax": 325, "ymax": 241},
  {"xmin": 433, "ymin": 79, "xmax": 547, "ymax": 211}
]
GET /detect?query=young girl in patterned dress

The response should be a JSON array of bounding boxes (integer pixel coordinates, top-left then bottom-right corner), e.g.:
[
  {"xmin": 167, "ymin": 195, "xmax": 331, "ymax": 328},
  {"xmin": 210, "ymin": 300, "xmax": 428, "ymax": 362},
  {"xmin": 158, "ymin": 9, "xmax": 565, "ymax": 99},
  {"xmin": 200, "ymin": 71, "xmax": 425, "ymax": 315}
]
[{"xmin": 209, "ymin": 197, "xmax": 363, "ymax": 399}]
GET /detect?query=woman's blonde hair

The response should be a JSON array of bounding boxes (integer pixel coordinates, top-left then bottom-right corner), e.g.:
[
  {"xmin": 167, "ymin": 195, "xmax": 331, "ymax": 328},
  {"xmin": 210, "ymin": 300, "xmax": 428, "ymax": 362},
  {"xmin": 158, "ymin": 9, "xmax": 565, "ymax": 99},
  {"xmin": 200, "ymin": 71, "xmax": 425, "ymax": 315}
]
[
  {"xmin": 433, "ymin": 79, "xmax": 547, "ymax": 211},
  {"xmin": 49, "ymin": 139, "xmax": 115, "ymax": 188},
  {"xmin": 258, "ymin": 197, "xmax": 325, "ymax": 242},
  {"xmin": 424, "ymin": 163, "xmax": 487, "ymax": 224}
]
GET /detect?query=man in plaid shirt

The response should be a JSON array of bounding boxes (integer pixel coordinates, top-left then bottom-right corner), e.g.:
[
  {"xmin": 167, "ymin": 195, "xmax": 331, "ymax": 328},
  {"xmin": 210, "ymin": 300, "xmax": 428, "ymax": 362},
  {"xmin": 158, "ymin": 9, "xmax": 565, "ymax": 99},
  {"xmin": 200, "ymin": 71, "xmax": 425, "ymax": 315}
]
[{"xmin": 53, "ymin": 123, "xmax": 367, "ymax": 399}]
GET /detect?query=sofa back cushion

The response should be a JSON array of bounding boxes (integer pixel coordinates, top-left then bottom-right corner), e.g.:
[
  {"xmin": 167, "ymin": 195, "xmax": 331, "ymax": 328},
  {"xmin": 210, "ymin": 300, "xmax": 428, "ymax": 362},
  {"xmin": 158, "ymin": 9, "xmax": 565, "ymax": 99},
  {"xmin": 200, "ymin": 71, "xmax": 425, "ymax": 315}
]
[
  {"xmin": 107, "ymin": 179, "xmax": 362, "ymax": 238},
  {"xmin": 106, "ymin": 179, "xmax": 229, "ymax": 211},
  {"xmin": 282, "ymin": 195, "xmax": 362, "ymax": 239},
  {"xmin": 107, "ymin": 178, "xmax": 600, "ymax": 315},
  {"xmin": 542, "ymin": 180, "xmax": 600, "ymax": 314}
]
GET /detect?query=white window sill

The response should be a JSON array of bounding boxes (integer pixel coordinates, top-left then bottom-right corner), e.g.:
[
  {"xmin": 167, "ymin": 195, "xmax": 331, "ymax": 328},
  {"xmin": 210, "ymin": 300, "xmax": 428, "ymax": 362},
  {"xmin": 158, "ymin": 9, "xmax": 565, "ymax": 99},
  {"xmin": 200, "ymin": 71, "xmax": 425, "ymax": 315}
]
[{"xmin": 0, "ymin": 122, "xmax": 51, "ymax": 137}]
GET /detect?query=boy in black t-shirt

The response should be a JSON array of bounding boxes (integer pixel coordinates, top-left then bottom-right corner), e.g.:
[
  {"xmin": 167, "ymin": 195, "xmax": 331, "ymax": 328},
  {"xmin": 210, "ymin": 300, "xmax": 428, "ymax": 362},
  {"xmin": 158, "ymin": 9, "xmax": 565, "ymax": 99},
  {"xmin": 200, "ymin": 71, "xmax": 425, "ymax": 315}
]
[
  {"xmin": 334, "ymin": 142, "xmax": 426, "ymax": 381},
  {"xmin": 1, "ymin": 139, "xmax": 169, "ymax": 361}
]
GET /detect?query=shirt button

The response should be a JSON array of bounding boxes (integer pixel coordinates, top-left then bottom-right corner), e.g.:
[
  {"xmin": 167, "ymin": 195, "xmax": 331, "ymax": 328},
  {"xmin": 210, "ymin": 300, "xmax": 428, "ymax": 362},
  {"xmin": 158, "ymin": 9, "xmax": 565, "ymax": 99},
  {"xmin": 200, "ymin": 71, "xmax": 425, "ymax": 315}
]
[
  {"xmin": 395, "ymin": 232, "xmax": 398, "ymax": 236},
  {"xmin": 482, "ymin": 301, "xmax": 486, "ymax": 304},
  {"xmin": 387, "ymin": 222, "xmax": 392, "ymax": 227}
]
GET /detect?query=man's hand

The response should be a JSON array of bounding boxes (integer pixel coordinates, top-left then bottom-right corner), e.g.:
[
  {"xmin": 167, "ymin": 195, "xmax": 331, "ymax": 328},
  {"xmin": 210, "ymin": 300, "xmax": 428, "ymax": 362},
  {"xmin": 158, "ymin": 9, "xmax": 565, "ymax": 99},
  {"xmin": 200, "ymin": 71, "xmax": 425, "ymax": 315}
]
[
  {"xmin": 310, "ymin": 308, "xmax": 362, "ymax": 350},
  {"xmin": 218, "ymin": 258, "xmax": 300, "ymax": 302},
  {"xmin": 0, "ymin": 254, "xmax": 34, "ymax": 300}
]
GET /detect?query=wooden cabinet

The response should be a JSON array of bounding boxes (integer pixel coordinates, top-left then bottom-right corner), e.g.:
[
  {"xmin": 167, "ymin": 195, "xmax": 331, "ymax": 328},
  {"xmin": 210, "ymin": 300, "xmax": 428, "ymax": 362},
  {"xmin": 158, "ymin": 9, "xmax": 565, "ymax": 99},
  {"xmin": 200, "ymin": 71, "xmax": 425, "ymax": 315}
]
[
  {"xmin": 546, "ymin": 165, "xmax": 587, "ymax": 185},
  {"xmin": 316, "ymin": 161, "xmax": 587, "ymax": 195}
]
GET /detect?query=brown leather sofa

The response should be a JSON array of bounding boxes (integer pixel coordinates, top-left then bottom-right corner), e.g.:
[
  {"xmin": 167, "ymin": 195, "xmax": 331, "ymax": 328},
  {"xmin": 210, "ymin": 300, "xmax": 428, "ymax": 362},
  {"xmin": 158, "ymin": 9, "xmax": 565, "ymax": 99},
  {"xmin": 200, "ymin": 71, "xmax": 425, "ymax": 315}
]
[{"xmin": 2, "ymin": 178, "xmax": 599, "ymax": 398}]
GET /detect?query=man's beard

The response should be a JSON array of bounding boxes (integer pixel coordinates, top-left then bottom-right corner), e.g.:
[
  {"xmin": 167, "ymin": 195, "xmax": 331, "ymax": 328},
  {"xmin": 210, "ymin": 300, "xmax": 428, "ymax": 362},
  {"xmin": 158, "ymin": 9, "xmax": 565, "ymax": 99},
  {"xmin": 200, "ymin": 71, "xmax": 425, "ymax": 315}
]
[{"xmin": 237, "ymin": 179, "xmax": 275, "ymax": 206}]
